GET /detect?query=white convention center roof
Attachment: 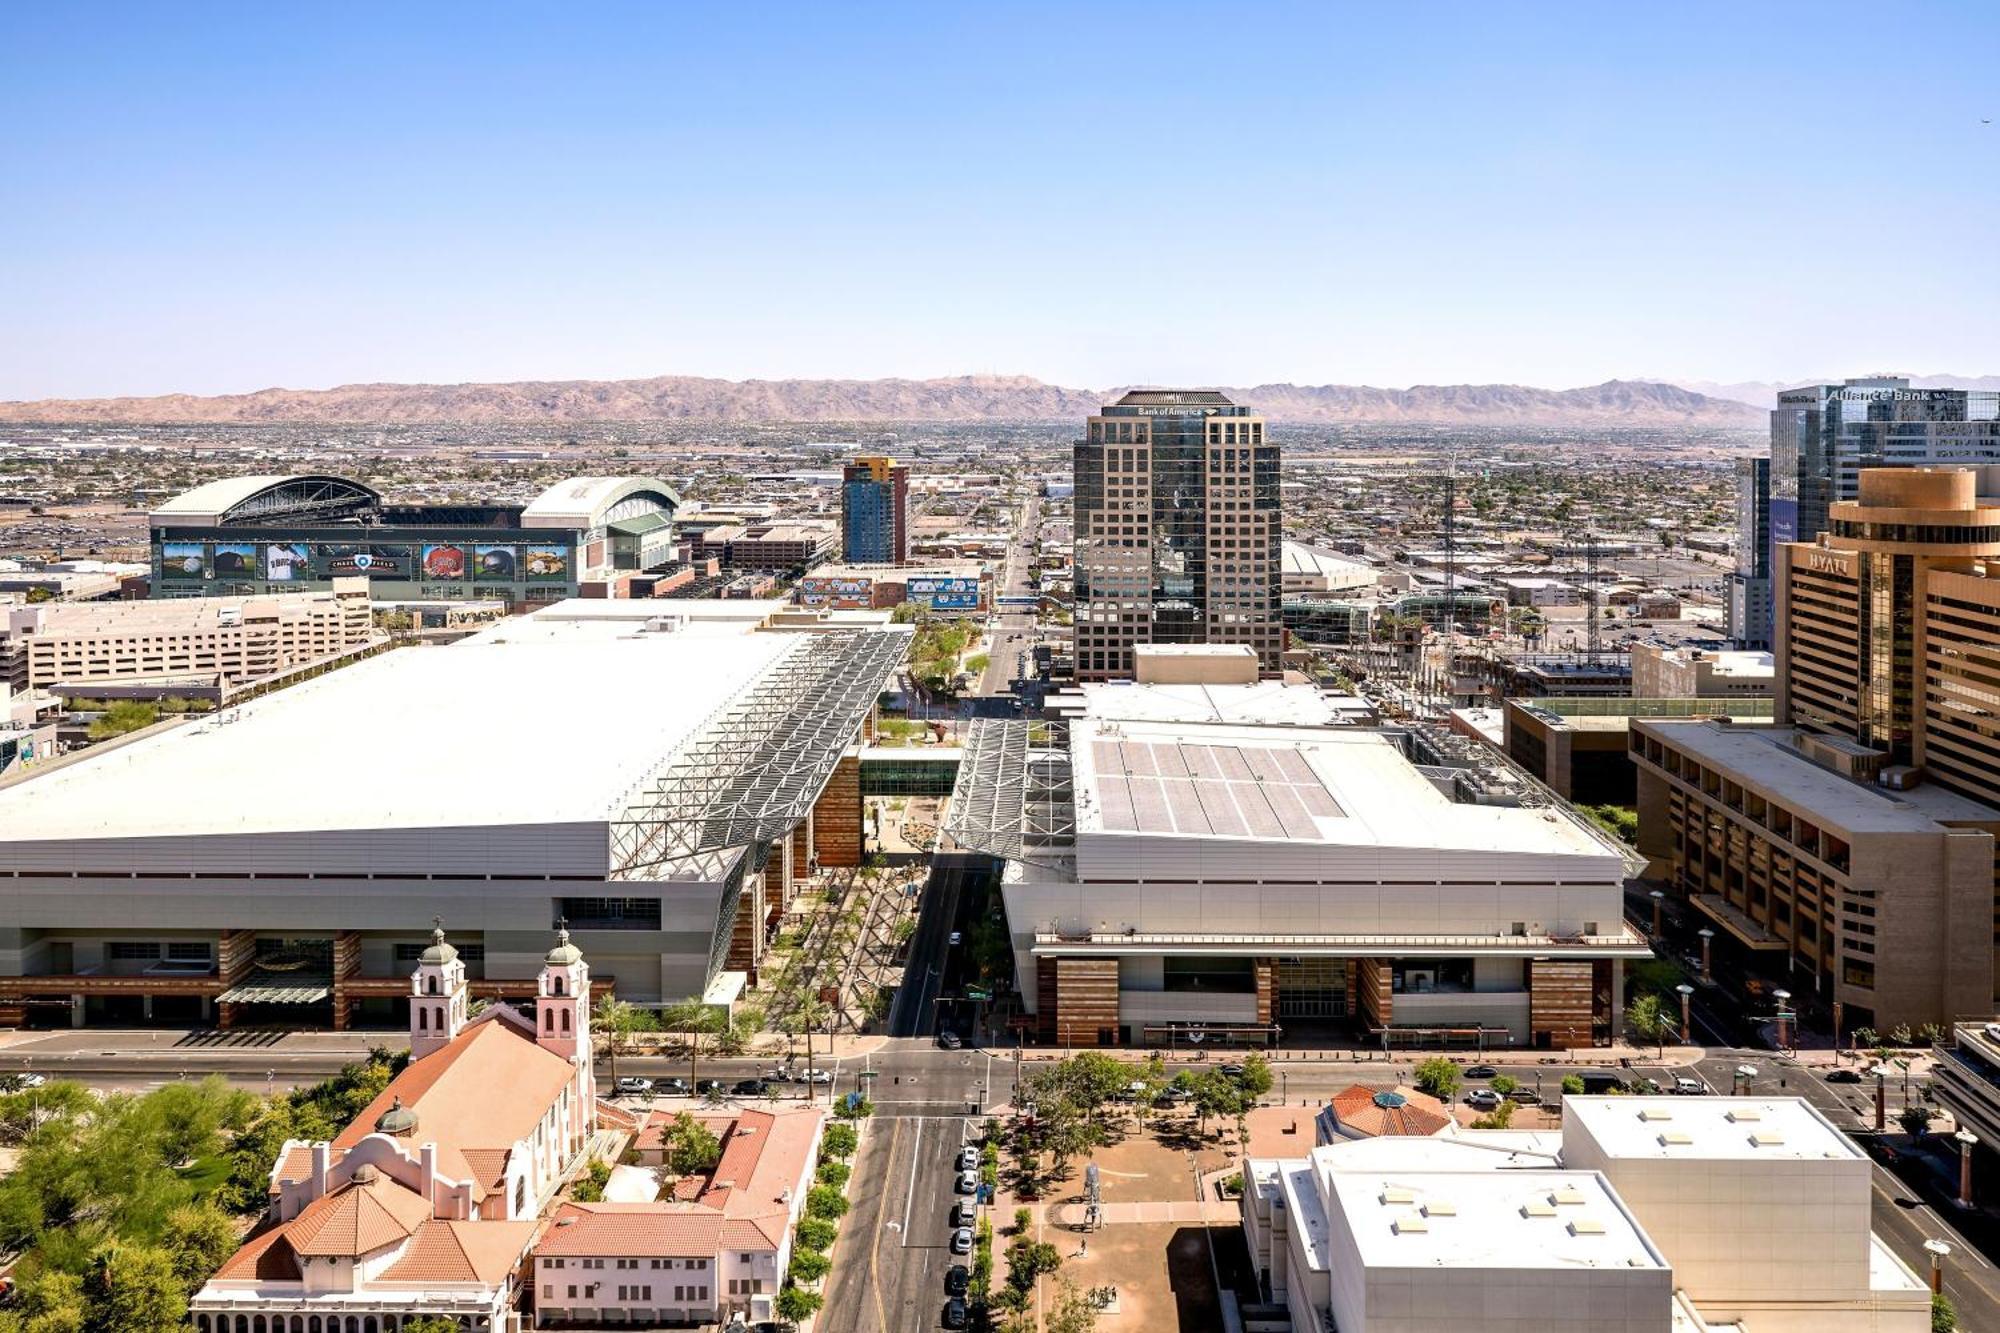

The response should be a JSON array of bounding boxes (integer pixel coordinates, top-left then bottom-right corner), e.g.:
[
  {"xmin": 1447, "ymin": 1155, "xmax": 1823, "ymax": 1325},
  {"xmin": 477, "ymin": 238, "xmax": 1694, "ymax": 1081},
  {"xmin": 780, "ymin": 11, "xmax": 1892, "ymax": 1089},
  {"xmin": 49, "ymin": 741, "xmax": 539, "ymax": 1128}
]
[{"xmin": 0, "ymin": 629, "xmax": 797, "ymax": 839}]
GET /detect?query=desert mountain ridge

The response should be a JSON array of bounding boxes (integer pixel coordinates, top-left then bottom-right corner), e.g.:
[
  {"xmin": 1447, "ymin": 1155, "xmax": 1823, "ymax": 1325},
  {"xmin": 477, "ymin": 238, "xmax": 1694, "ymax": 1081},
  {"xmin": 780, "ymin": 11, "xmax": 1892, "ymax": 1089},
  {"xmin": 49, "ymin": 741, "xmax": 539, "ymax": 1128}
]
[{"xmin": 0, "ymin": 373, "xmax": 1763, "ymax": 427}]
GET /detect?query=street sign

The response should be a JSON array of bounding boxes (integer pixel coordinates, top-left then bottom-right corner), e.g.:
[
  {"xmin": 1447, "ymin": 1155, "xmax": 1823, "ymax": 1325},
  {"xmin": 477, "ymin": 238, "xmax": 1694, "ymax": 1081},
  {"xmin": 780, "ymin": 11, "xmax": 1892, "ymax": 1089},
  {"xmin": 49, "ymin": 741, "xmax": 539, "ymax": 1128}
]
[{"xmin": 966, "ymin": 987, "xmax": 992, "ymax": 1001}]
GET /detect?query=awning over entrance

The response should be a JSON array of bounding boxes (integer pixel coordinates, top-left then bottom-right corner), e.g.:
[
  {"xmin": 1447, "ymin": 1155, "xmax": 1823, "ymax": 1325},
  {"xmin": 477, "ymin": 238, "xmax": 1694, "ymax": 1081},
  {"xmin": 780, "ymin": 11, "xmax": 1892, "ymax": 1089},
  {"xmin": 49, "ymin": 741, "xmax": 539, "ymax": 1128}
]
[
  {"xmin": 1688, "ymin": 894, "xmax": 1788, "ymax": 950},
  {"xmin": 217, "ymin": 967, "xmax": 334, "ymax": 1005}
]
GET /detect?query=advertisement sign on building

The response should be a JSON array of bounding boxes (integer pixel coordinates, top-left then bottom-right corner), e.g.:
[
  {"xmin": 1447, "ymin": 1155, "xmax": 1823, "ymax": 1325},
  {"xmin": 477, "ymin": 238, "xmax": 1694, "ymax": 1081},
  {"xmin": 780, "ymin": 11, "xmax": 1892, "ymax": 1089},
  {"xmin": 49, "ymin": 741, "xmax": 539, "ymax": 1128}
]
[
  {"xmin": 212, "ymin": 543, "xmax": 258, "ymax": 578},
  {"xmin": 161, "ymin": 542, "xmax": 208, "ymax": 579},
  {"xmin": 522, "ymin": 545, "xmax": 570, "ymax": 581},
  {"xmin": 421, "ymin": 544, "xmax": 468, "ymax": 580},
  {"xmin": 318, "ymin": 543, "xmax": 411, "ymax": 578},
  {"xmin": 264, "ymin": 542, "xmax": 311, "ymax": 581},
  {"xmin": 474, "ymin": 545, "xmax": 517, "ymax": 580}
]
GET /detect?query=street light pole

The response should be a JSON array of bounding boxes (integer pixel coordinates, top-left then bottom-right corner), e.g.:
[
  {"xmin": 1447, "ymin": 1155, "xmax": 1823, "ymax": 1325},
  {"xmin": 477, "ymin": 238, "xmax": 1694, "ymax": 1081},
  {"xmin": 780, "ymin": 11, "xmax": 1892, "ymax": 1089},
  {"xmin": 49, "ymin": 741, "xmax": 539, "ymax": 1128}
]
[
  {"xmin": 1773, "ymin": 989, "xmax": 1792, "ymax": 1052},
  {"xmin": 1676, "ymin": 984, "xmax": 1694, "ymax": 1045},
  {"xmin": 1957, "ymin": 1129, "xmax": 1979, "ymax": 1209},
  {"xmin": 1697, "ymin": 929, "xmax": 1715, "ymax": 983},
  {"xmin": 1924, "ymin": 1239, "xmax": 1952, "ymax": 1296},
  {"xmin": 1650, "ymin": 890, "xmax": 1665, "ymax": 940}
]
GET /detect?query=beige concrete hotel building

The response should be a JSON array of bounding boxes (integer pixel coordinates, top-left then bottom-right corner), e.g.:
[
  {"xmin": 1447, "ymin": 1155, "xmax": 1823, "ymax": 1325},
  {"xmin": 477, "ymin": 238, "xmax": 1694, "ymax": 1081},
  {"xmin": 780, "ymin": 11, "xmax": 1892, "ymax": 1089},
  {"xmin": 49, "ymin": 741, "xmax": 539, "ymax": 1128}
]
[
  {"xmin": 2, "ymin": 578, "xmax": 375, "ymax": 693},
  {"xmin": 1633, "ymin": 468, "xmax": 2000, "ymax": 1031}
]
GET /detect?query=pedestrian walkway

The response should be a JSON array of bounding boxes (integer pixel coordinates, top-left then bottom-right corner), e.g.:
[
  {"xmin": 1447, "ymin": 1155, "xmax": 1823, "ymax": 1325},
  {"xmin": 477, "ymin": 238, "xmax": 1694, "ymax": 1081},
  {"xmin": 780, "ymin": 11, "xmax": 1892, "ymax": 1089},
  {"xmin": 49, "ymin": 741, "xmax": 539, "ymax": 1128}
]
[{"xmin": 1032, "ymin": 1198, "xmax": 1238, "ymax": 1226}]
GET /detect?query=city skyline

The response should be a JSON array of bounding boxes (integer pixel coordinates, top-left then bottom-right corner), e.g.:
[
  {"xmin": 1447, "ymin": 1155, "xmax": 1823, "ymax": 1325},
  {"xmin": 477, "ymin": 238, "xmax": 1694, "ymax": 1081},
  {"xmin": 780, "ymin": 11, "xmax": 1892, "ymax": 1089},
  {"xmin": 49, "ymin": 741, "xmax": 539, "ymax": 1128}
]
[{"xmin": 5, "ymin": 1, "xmax": 1999, "ymax": 400}]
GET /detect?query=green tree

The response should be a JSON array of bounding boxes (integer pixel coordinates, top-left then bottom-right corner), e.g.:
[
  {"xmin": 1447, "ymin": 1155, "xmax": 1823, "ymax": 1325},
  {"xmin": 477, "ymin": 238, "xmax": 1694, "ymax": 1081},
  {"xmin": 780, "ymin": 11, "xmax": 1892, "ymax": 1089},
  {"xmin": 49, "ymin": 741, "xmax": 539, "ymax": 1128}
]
[
  {"xmin": 86, "ymin": 700, "xmax": 158, "ymax": 741},
  {"xmin": 816, "ymin": 1160, "xmax": 851, "ymax": 1190},
  {"xmin": 775, "ymin": 1285, "xmax": 824, "ymax": 1328},
  {"xmin": 1414, "ymin": 1058, "xmax": 1462, "ymax": 1101},
  {"xmin": 1490, "ymin": 1074, "xmax": 1519, "ymax": 1098},
  {"xmin": 399, "ymin": 1319, "xmax": 468, "ymax": 1333},
  {"xmin": 1934, "ymin": 1291, "xmax": 1958, "ymax": 1332},
  {"xmin": 1236, "ymin": 1053, "xmax": 1275, "ymax": 1100},
  {"xmin": 571, "ymin": 1156, "xmax": 612, "ymax": 1202},
  {"xmin": 795, "ymin": 1217, "xmax": 839, "ymax": 1252},
  {"xmin": 161, "ymin": 1203, "xmax": 240, "ymax": 1291},
  {"xmin": 1046, "ymin": 1277, "xmax": 1103, "ymax": 1333},
  {"xmin": 1626, "ymin": 992, "xmax": 1673, "ymax": 1056},
  {"xmin": 806, "ymin": 1184, "xmax": 850, "ymax": 1219},
  {"xmin": 1003, "ymin": 1236, "xmax": 1064, "ymax": 1296},
  {"xmin": 1471, "ymin": 1101, "xmax": 1517, "ymax": 1129},
  {"xmin": 821, "ymin": 1122, "xmax": 859, "ymax": 1160},
  {"xmin": 1188, "ymin": 1071, "xmax": 1246, "ymax": 1136},
  {"xmin": 657, "ymin": 1112, "xmax": 723, "ymax": 1177},
  {"xmin": 91, "ymin": 1245, "xmax": 188, "ymax": 1333},
  {"xmin": 662, "ymin": 997, "xmax": 723, "ymax": 1088},
  {"xmin": 789, "ymin": 1247, "xmax": 831, "ymax": 1283},
  {"xmin": 592, "ymin": 996, "xmax": 659, "ymax": 1084},
  {"xmin": 1900, "ymin": 1104, "xmax": 1933, "ymax": 1139},
  {"xmin": 1560, "ymin": 1074, "xmax": 1585, "ymax": 1097}
]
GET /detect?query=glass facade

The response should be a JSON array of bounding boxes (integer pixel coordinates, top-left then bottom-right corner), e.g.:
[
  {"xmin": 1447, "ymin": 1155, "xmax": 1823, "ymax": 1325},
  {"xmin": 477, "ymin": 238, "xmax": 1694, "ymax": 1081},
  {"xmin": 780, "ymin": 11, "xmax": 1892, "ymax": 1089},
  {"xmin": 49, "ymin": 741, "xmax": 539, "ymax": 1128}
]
[
  {"xmin": 840, "ymin": 459, "xmax": 907, "ymax": 564},
  {"xmin": 1073, "ymin": 391, "xmax": 1281, "ymax": 679}
]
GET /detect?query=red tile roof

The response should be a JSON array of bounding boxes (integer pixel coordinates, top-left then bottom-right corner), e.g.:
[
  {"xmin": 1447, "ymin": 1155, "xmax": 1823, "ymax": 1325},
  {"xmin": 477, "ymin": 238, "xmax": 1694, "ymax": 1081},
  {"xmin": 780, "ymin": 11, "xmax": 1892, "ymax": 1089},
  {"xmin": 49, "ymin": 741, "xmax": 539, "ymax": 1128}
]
[
  {"xmin": 537, "ymin": 1202, "xmax": 726, "ymax": 1257},
  {"xmin": 1328, "ymin": 1084, "xmax": 1452, "ymax": 1138},
  {"xmin": 380, "ymin": 1219, "xmax": 537, "ymax": 1285},
  {"xmin": 286, "ymin": 1171, "xmax": 433, "ymax": 1258}
]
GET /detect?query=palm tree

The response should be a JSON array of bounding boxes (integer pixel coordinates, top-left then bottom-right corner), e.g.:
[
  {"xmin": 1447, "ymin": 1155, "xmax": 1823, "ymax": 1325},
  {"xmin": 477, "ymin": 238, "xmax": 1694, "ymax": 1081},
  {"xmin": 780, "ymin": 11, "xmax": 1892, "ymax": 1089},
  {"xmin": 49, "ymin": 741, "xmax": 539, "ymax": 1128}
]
[{"xmin": 663, "ymin": 997, "xmax": 721, "ymax": 1089}]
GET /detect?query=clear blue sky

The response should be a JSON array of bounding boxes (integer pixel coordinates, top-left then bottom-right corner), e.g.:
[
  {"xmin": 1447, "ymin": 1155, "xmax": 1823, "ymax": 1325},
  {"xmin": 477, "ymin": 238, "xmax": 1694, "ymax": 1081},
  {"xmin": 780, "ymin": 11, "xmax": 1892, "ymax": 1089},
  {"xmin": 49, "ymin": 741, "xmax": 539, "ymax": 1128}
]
[{"xmin": 4, "ymin": 1, "xmax": 1998, "ymax": 399}]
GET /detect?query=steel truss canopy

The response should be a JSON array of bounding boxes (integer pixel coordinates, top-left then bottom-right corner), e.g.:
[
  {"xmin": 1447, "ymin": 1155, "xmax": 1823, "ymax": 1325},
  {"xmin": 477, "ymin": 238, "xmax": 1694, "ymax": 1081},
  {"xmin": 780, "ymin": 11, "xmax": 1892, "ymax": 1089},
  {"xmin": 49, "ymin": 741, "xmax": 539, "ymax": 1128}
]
[
  {"xmin": 610, "ymin": 628, "xmax": 909, "ymax": 879},
  {"xmin": 943, "ymin": 719, "xmax": 1075, "ymax": 863}
]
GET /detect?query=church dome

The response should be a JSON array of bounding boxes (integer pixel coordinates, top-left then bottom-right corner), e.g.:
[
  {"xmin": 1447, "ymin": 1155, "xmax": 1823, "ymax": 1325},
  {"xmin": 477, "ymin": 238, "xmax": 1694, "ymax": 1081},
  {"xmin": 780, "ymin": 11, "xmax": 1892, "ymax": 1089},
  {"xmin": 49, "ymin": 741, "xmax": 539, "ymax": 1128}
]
[
  {"xmin": 419, "ymin": 920, "xmax": 457, "ymax": 966},
  {"xmin": 375, "ymin": 1096, "xmax": 419, "ymax": 1137},
  {"xmin": 545, "ymin": 925, "xmax": 583, "ymax": 968}
]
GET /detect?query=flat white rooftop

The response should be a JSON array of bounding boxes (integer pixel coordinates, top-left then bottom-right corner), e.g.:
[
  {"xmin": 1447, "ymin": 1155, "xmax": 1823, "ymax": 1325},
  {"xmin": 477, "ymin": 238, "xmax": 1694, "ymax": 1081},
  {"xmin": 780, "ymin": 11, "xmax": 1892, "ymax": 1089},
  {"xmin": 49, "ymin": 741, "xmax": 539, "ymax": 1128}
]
[
  {"xmin": 1082, "ymin": 680, "xmax": 1337, "ymax": 728},
  {"xmin": 1327, "ymin": 1168, "xmax": 1666, "ymax": 1272},
  {"xmin": 1640, "ymin": 721, "xmax": 1998, "ymax": 829},
  {"xmin": 1563, "ymin": 1096, "xmax": 1864, "ymax": 1163},
  {"xmin": 1073, "ymin": 715, "xmax": 1613, "ymax": 861},
  {"xmin": 0, "ymin": 628, "xmax": 799, "ymax": 840}
]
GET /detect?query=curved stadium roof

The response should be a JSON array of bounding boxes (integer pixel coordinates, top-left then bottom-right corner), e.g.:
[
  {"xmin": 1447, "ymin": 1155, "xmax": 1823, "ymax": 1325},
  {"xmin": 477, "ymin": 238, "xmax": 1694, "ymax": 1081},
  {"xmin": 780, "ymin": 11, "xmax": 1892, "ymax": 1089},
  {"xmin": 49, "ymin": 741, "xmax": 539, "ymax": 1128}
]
[
  {"xmin": 151, "ymin": 474, "xmax": 382, "ymax": 527},
  {"xmin": 521, "ymin": 476, "xmax": 681, "ymax": 529}
]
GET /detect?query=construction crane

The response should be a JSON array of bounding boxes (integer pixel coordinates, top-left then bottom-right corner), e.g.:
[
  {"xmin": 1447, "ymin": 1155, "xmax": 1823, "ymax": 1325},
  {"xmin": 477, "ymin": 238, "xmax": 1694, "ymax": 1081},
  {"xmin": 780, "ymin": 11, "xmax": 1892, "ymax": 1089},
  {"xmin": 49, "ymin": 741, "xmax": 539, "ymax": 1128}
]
[{"xmin": 1569, "ymin": 527, "xmax": 1602, "ymax": 663}]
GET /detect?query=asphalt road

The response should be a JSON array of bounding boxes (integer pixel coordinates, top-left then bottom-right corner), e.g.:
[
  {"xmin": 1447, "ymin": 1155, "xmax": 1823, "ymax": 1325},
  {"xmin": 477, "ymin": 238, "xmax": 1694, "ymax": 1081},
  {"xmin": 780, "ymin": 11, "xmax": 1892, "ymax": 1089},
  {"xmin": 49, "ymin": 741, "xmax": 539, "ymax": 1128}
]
[
  {"xmin": 977, "ymin": 495, "xmax": 1040, "ymax": 698},
  {"xmin": 821, "ymin": 1111, "xmax": 977, "ymax": 1333},
  {"xmin": 888, "ymin": 862, "xmax": 969, "ymax": 1039}
]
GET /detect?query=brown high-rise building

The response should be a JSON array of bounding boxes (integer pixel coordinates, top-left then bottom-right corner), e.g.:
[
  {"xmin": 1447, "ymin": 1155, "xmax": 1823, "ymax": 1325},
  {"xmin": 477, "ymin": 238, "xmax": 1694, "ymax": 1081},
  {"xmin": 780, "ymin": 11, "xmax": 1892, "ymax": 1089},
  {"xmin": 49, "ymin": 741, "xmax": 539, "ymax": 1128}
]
[
  {"xmin": 1631, "ymin": 467, "xmax": 2000, "ymax": 1030},
  {"xmin": 1072, "ymin": 391, "xmax": 1280, "ymax": 681}
]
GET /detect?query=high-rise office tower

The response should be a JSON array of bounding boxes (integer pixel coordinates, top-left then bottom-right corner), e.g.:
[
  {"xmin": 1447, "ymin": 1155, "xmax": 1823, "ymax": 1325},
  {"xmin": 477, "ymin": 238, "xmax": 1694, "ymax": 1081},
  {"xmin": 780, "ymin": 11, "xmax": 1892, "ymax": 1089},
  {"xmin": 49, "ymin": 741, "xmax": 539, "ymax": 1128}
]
[
  {"xmin": 1633, "ymin": 466, "xmax": 2000, "ymax": 1029},
  {"xmin": 1732, "ymin": 378, "xmax": 2000, "ymax": 645},
  {"xmin": 840, "ymin": 456, "xmax": 908, "ymax": 565},
  {"xmin": 1728, "ymin": 457, "xmax": 1772, "ymax": 647},
  {"xmin": 1072, "ymin": 390, "xmax": 1280, "ymax": 681}
]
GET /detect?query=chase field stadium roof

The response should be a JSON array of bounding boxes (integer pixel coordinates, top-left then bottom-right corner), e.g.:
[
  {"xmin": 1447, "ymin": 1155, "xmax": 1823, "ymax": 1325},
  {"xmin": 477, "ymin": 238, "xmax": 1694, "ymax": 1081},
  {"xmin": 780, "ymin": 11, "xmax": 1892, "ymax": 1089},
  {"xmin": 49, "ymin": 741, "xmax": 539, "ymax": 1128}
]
[
  {"xmin": 520, "ymin": 476, "xmax": 680, "ymax": 529},
  {"xmin": 0, "ymin": 605, "xmax": 906, "ymax": 876},
  {"xmin": 150, "ymin": 474, "xmax": 381, "ymax": 527}
]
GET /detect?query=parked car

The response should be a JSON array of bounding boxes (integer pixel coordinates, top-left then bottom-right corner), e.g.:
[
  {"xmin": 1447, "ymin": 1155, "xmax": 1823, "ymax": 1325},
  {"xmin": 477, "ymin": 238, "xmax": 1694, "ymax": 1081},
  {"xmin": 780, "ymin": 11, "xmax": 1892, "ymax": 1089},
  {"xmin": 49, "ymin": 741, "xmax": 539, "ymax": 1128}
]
[
  {"xmin": 945, "ymin": 1264, "xmax": 970, "ymax": 1295},
  {"xmin": 696, "ymin": 1079, "xmax": 724, "ymax": 1096},
  {"xmin": 1673, "ymin": 1076, "xmax": 1708, "ymax": 1095},
  {"xmin": 948, "ymin": 931, "xmax": 963, "ymax": 946},
  {"xmin": 937, "ymin": 1031, "xmax": 962, "ymax": 1050},
  {"xmin": 1825, "ymin": 1068, "xmax": 1863, "ymax": 1084},
  {"xmin": 955, "ymin": 1169, "xmax": 978, "ymax": 1195},
  {"xmin": 657, "ymin": 1078, "xmax": 691, "ymax": 1096},
  {"xmin": 943, "ymin": 1295, "xmax": 968, "ymax": 1327},
  {"xmin": 614, "ymin": 1076, "xmax": 654, "ymax": 1096},
  {"xmin": 1505, "ymin": 1088, "xmax": 1542, "ymax": 1105},
  {"xmin": 1465, "ymin": 1089, "xmax": 1502, "ymax": 1111},
  {"xmin": 957, "ymin": 1145, "xmax": 980, "ymax": 1171},
  {"xmin": 802, "ymin": 1068, "xmax": 833, "ymax": 1084},
  {"xmin": 1464, "ymin": 1065, "xmax": 1498, "ymax": 1080},
  {"xmin": 1219, "ymin": 1063, "xmax": 1247, "ymax": 1079},
  {"xmin": 951, "ymin": 1200, "xmax": 976, "ymax": 1227},
  {"xmin": 732, "ymin": 1078, "xmax": 768, "ymax": 1097},
  {"xmin": 950, "ymin": 1227, "xmax": 973, "ymax": 1255}
]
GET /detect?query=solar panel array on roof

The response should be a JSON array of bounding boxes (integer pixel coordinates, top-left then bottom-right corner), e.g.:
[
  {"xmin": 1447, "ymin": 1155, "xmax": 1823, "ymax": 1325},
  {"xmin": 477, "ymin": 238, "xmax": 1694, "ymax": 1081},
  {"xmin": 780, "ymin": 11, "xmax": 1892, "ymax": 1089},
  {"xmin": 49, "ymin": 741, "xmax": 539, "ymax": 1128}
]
[{"xmin": 1091, "ymin": 740, "xmax": 1343, "ymax": 839}]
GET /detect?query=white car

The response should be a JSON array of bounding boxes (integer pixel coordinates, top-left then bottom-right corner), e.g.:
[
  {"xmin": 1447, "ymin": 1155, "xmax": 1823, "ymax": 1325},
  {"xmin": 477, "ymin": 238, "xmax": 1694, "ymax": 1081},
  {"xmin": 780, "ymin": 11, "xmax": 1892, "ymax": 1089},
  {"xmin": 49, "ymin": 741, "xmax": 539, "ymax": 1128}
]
[
  {"xmin": 1673, "ymin": 1076, "xmax": 1708, "ymax": 1095},
  {"xmin": 957, "ymin": 1145, "xmax": 979, "ymax": 1171},
  {"xmin": 948, "ymin": 931, "xmax": 962, "ymax": 946},
  {"xmin": 956, "ymin": 1169, "xmax": 978, "ymax": 1194},
  {"xmin": 951, "ymin": 1226, "xmax": 973, "ymax": 1254}
]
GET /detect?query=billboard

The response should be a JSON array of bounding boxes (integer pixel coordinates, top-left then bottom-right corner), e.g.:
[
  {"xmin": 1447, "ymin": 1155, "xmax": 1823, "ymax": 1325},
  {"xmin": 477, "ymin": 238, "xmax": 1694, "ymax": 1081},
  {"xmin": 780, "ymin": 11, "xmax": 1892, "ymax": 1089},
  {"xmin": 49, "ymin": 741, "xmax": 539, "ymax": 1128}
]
[
  {"xmin": 264, "ymin": 542, "xmax": 311, "ymax": 581},
  {"xmin": 909, "ymin": 575, "xmax": 980, "ymax": 611},
  {"xmin": 522, "ymin": 545, "xmax": 570, "ymax": 581},
  {"xmin": 421, "ymin": 544, "xmax": 468, "ymax": 581},
  {"xmin": 473, "ymin": 545, "xmax": 517, "ymax": 581},
  {"xmin": 212, "ymin": 543, "xmax": 258, "ymax": 578},
  {"xmin": 161, "ymin": 541, "xmax": 207, "ymax": 580},
  {"xmin": 318, "ymin": 543, "xmax": 411, "ymax": 578}
]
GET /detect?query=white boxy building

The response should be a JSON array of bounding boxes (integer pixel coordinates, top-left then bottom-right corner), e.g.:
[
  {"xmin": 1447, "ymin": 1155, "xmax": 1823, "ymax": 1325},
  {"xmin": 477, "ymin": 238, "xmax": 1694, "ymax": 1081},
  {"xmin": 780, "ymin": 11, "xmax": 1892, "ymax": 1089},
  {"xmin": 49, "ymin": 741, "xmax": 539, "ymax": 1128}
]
[
  {"xmin": 1242, "ymin": 1097, "xmax": 1927, "ymax": 1333},
  {"xmin": 953, "ymin": 670, "xmax": 1649, "ymax": 1048}
]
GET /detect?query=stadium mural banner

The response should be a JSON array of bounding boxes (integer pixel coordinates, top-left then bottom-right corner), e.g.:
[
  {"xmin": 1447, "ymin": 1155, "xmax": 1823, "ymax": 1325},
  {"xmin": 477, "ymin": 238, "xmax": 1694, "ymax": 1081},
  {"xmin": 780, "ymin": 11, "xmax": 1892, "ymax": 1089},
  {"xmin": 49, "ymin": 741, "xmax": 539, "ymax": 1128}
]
[
  {"xmin": 212, "ymin": 543, "xmax": 258, "ymax": 578},
  {"xmin": 522, "ymin": 545, "xmax": 570, "ymax": 581},
  {"xmin": 161, "ymin": 541, "xmax": 207, "ymax": 579},
  {"xmin": 421, "ymin": 544, "xmax": 469, "ymax": 581},
  {"xmin": 474, "ymin": 545, "xmax": 517, "ymax": 581},
  {"xmin": 318, "ymin": 544, "xmax": 411, "ymax": 578},
  {"xmin": 264, "ymin": 542, "xmax": 312, "ymax": 581}
]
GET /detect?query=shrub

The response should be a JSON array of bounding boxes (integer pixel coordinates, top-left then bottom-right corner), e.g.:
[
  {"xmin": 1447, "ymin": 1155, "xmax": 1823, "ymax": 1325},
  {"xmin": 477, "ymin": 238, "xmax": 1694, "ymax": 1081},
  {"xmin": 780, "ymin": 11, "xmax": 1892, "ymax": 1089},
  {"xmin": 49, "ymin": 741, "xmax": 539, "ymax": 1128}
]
[
  {"xmin": 1413, "ymin": 1058, "xmax": 1461, "ymax": 1100},
  {"xmin": 821, "ymin": 1122, "xmax": 859, "ymax": 1159},
  {"xmin": 805, "ymin": 1184, "xmax": 850, "ymax": 1219},
  {"xmin": 795, "ymin": 1216, "xmax": 838, "ymax": 1252},
  {"xmin": 1561, "ymin": 1074, "xmax": 1585, "ymax": 1097},
  {"xmin": 816, "ymin": 1160, "xmax": 851, "ymax": 1189}
]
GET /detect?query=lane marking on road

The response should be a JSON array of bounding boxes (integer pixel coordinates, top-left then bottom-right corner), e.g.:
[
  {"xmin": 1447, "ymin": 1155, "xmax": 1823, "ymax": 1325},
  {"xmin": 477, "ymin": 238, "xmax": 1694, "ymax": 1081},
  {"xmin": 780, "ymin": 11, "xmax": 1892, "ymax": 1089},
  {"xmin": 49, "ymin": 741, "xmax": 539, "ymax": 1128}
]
[{"xmin": 899, "ymin": 1114, "xmax": 926, "ymax": 1243}]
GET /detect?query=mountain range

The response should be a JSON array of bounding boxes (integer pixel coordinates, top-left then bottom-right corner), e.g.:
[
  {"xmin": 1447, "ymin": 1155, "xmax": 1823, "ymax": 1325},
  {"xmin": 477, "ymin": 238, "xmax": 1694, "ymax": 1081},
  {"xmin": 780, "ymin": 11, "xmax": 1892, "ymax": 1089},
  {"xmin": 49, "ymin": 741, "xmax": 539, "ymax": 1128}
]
[{"xmin": 0, "ymin": 374, "xmax": 1764, "ymax": 428}]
